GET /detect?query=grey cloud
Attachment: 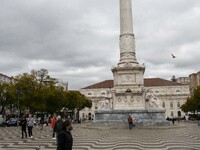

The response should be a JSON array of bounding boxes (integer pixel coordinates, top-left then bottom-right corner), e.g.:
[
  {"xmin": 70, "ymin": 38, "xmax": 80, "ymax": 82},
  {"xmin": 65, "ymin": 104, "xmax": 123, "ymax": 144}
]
[{"xmin": 0, "ymin": 0, "xmax": 200, "ymax": 89}]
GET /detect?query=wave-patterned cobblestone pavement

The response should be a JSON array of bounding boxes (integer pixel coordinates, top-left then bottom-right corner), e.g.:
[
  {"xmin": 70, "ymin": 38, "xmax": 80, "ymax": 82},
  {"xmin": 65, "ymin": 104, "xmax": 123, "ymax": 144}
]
[{"xmin": 0, "ymin": 122, "xmax": 200, "ymax": 150}]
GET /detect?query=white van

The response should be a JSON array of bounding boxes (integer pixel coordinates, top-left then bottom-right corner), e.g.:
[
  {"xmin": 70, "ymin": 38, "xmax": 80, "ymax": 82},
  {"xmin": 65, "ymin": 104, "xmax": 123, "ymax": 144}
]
[{"xmin": 0, "ymin": 115, "xmax": 6, "ymax": 127}]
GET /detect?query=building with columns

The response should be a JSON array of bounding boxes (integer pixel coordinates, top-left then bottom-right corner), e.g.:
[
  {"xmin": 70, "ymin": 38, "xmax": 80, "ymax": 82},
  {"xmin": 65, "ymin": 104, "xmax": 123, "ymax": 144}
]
[
  {"xmin": 189, "ymin": 71, "xmax": 200, "ymax": 94},
  {"xmin": 80, "ymin": 78, "xmax": 190, "ymax": 121},
  {"xmin": 176, "ymin": 77, "xmax": 190, "ymax": 85}
]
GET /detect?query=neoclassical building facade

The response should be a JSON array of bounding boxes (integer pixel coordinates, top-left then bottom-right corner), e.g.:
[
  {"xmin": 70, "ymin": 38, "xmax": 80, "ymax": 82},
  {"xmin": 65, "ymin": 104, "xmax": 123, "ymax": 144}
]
[
  {"xmin": 0, "ymin": 73, "xmax": 12, "ymax": 83},
  {"xmin": 79, "ymin": 78, "xmax": 190, "ymax": 120},
  {"xmin": 189, "ymin": 71, "xmax": 200, "ymax": 94}
]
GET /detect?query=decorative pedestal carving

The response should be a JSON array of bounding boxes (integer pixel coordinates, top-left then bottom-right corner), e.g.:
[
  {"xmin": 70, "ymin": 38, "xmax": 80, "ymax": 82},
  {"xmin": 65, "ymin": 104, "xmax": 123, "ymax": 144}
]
[{"xmin": 111, "ymin": 64, "xmax": 146, "ymax": 110}]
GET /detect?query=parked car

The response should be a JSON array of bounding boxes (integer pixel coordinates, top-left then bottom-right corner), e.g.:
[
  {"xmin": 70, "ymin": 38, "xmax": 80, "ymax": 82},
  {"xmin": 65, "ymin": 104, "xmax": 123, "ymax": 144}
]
[
  {"xmin": 6, "ymin": 118, "xmax": 18, "ymax": 126},
  {"xmin": 0, "ymin": 115, "xmax": 6, "ymax": 127}
]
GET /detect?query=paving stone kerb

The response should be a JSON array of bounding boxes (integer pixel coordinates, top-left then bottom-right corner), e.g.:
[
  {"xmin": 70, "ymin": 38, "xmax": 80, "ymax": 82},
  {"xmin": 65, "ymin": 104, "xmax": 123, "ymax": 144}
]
[{"xmin": 0, "ymin": 122, "xmax": 200, "ymax": 150}]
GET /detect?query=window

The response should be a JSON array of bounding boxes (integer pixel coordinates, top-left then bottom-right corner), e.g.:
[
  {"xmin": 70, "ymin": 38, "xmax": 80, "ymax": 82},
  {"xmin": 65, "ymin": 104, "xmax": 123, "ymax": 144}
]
[
  {"xmin": 162, "ymin": 102, "xmax": 165, "ymax": 108},
  {"xmin": 88, "ymin": 93, "xmax": 92, "ymax": 95},
  {"xmin": 95, "ymin": 103, "xmax": 98, "ymax": 109},
  {"xmin": 177, "ymin": 102, "xmax": 180, "ymax": 107},
  {"xmin": 178, "ymin": 111, "xmax": 181, "ymax": 117},
  {"xmin": 170, "ymin": 102, "xmax": 173, "ymax": 108},
  {"xmin": 155, "ymin": 91, "xmax": 159, "ymax": 93},
  {"xmin": 176, "ymin": 90, "xmax": 180, "ymax": 92},
  {"xmin": 101, "ymin": 92, "xmax": 105, "ymax": 95},
  {"xmin": 171, "ymin": 111, "xmax": 174, "ymax": 117}
]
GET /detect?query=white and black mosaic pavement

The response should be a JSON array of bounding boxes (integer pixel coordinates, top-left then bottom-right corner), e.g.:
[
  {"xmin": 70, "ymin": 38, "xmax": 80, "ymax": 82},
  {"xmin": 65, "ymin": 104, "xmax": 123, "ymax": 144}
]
[{"xmin": 0, "ymin": 122, "xmax": 200, "ymax": 150}]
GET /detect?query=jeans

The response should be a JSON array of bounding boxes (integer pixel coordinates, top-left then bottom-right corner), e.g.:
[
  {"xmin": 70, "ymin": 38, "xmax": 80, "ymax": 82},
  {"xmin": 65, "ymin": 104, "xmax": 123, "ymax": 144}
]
[
  {"xmin": 129, "ymin": 122, "xmax": 133, "ymax": 129},
  {"xmin": 52, "ymin": 128, "xmax": 55, "ymax": 138},
  {"xmin": 21, "ymin": 128, "xmax": 27, "ymax": 138},
  {"xmin": 28, "ymin": 126, "xmax": 33, "ymax": 137}
]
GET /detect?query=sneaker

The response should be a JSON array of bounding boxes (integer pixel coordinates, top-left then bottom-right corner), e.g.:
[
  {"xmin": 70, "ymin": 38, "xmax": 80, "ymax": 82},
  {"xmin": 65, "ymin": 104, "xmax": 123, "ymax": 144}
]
[
  {"xmin": 31, "ymin": 136, "xmax": 33, "ymax": 138},
  {"xmin": 52, "ymin": 137, "xmax": 56, "ymax": 140}
]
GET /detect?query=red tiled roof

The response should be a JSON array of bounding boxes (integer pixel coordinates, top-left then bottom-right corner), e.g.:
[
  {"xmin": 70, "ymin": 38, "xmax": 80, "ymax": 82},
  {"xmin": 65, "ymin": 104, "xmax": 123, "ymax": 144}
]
[
  {"xmin": 144, "ymin": 78, "xmax": 183, "ymax": 87},
  {"xmin": 81, "ymin": 78, "xmax": 183, "ymax": 89},
  {"xmin": 82, "ymin": 80, "xmax": 113, "ymax": 89}
]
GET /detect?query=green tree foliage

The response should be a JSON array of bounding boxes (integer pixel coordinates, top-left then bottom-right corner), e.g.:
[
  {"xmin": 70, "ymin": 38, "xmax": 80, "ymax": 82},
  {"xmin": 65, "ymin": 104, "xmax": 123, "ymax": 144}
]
[
  {"xmin": 63, "ymin": 91, "xmax": 90, "ymax": 111},
  {"xmin": 0, "ymin": 82, "xmax": 16, "ymax": 114},
  {"xmin": 181, "ymin": 86, "xmax": 200, "ymax": 113},
  {"xmin": 1, "ymin": 69, "xmax": 92, "ymax": 115}
]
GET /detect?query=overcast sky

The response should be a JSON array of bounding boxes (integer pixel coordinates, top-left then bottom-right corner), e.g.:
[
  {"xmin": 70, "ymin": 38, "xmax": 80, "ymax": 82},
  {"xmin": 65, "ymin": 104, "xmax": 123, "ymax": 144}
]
[{"xmin": 1, "ymin": 0, "xmax": 200, "ymax": 90}]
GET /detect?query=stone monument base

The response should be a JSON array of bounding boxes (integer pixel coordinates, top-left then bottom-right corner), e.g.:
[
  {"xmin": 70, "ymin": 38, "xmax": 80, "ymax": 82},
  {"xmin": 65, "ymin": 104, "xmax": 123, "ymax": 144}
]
[{"xmin": 94, "ymin": 109, "xmax": 169, "ymax": 126}]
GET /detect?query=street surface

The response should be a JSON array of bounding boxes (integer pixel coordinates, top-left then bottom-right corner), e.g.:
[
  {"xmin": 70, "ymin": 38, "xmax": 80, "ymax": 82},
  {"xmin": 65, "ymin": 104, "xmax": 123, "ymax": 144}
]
[{"xmin": 0, "ymin": 121, "xmax": 200, "ymax": 150}]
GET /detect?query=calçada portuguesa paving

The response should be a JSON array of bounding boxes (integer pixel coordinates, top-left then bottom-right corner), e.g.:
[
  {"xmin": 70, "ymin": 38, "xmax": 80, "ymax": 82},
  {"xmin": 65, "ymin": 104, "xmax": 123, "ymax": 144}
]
[{"xmin": 0, "ymin": 121, "xmax": 200, "ymax": 150}]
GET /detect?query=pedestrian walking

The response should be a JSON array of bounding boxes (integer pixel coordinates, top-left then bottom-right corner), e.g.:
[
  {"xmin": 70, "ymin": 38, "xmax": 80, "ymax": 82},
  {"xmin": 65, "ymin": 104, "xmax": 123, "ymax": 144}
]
[
  {"xmin": 172, "ymin": 118, "xmax": 175, "ymax": 125},
  {"xmin": 21, "ymin": 115, "xmax": 27, "ymax": 139},
  {"xmin": 27, "ymin": 114, "xmax": 34, "ymax": 138},
  {"xmin": 54, "ymin": 115, "xmax": 63, "ymax": 142},
  {"xmin": 51, "ymin": 114, "xmax": 57, "ymax": 139},
  {"xmin": 128, "ymin": 115, "xmax": 135, "ymax": 129},
  {"xmin": 40, "ymin": 116, "xmax": 44, "ymax": 130},
  {"xmin": 57, "ymin": 120, "xmax": 73, "ymax": 150}
]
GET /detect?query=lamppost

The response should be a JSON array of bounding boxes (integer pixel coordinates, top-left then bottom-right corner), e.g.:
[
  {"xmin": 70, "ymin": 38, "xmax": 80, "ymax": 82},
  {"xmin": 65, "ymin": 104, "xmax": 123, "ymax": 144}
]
[{"xmin": 16, "ymin": 89, "xmax": 20, "ymax": 126}]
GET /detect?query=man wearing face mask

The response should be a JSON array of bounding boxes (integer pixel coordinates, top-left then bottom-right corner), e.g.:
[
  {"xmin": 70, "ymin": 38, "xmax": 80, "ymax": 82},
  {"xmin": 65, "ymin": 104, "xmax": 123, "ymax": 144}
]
[{"xmin": 57, "ymin": 120, "xmax": 73, "ymax": 150}]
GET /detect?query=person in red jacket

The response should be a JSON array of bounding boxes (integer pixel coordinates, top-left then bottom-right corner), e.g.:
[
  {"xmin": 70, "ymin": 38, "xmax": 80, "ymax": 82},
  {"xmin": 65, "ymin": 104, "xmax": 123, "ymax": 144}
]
[
  {"xmin": 128, "ymin": 115, "xmax": 135, "ymax": 129},
  {"xmin": 51, "ymin": 114, "xmax": 57, "ymax": 139}
]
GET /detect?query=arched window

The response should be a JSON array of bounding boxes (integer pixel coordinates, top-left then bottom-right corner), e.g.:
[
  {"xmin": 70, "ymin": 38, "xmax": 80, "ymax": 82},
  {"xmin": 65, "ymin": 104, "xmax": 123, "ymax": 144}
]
[
  {"xmin": 170, "ymin": 102, "xmax": 173, "ymax": 108},
  {"xmin": 171, "ymin": 111, "xmax": 174, "ymax": 117},
  {"xmin": 88, "ymin": 113, "xmax": 92, "ymax": 120},
  {"xmin": 177, "ymin": 102, "xmax": 180, "ymax": 107},
  {"xmin": 178, "ymin": 111, "xmax": 181, "ymax": 117},
  {"xmin": 162, "ymin": 102, "xmax": 165, "ymax": 108}
]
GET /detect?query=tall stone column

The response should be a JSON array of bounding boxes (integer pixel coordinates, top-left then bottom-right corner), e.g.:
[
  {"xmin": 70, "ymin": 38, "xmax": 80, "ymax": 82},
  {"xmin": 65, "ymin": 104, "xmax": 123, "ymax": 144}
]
[
  {"xmin": 94, "ymin": 0, "xmax": 168, "ymax": 126},
  {"xmin": 118, "ymin": 0, "xmax": 137, "ymax": 66},
  {"xmin": 111, "ymin": 0, "xmax": 145, "ymax": 110}
]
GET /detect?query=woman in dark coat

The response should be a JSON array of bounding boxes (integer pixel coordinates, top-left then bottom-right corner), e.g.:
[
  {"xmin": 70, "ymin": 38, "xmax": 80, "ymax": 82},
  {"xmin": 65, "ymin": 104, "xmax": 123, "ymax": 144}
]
[
  {"xmin": 57, "ymin": 120, "xmax": 73, "ymax": 150},
  {"xmin": 21, "ymin": 116, "xmax": 27, "ymax": 139}
]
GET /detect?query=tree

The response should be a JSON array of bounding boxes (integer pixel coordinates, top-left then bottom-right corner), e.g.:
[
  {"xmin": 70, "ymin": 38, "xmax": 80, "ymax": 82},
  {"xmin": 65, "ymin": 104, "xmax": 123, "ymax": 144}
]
[
  {"xmin": 0, "ymin": 82, "xmax": 16, "ymax": 115},
  {"xmin": 63, "ymin": 91, "xmax": 92, "ymax": 111},
  {"xmin": 61, "ymin": 90, "xmax": 92, "ymax": 120},
  {"xmin": 181, "ymin": 86, "xmax": 200, "ymax": 114},
  {"xmin": 2, "ymin": 69, "xmax": 93, "ymax": 117}
]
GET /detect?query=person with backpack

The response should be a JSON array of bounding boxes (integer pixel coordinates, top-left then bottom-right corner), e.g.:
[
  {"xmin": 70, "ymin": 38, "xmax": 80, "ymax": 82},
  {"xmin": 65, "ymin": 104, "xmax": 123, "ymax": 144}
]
[{"xmin": 57, "ymin": 120, "xmax": 73, "ymax": 150}]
